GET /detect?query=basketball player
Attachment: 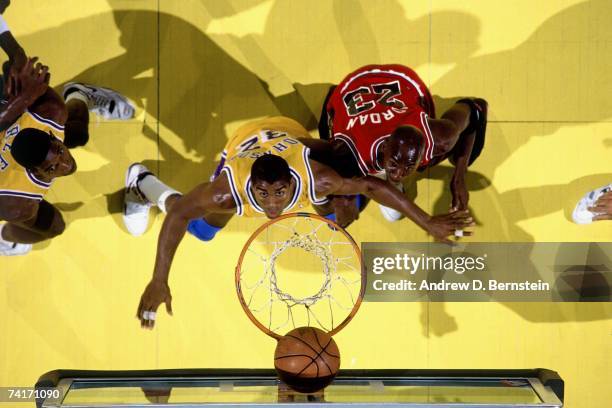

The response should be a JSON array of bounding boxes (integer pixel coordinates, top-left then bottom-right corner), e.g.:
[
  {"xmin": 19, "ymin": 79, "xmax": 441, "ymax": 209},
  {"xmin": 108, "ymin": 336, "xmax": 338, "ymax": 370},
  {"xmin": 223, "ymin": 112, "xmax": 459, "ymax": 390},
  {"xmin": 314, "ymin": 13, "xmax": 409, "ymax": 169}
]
[
  {"xmin": 312, "ymin": 64, "xmax": 487, "ymax": 223},
  {"xmin": 572, "ymin": 184, "xmax": 612, "ymax": 223},
  {"xmin": 1, "ymin": 59, "xmax": 134, "ymax": 259},
  {"xmin": 124, "ymin": 116, "xmax": 473, "ymax": 328}
]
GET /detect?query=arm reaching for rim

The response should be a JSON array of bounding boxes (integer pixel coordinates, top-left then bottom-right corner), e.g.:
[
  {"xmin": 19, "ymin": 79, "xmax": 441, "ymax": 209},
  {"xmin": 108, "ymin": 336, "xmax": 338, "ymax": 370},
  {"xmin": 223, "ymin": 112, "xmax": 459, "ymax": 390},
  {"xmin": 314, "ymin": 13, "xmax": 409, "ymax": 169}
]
[
  {"xmin": 311, "ymin": 160, "xmax": 474, "ymax": 243},
  {"xmin": 137, "ymin": 173, "xmax": 236, "ymax": 329}
]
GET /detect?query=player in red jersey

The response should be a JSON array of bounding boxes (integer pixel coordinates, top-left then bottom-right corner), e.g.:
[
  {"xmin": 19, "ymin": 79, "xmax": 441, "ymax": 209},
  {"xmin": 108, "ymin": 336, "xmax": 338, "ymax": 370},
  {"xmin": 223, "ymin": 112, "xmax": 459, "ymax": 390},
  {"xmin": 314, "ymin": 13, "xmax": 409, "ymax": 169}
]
[{"xmin": 310, "ymin": 64, "xmax": 487, "ymax": 227}]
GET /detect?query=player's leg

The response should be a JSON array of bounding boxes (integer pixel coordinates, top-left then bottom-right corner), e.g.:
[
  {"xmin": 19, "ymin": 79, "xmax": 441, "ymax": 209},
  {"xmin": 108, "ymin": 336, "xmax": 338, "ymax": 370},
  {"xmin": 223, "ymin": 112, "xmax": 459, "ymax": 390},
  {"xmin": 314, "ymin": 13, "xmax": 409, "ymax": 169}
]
[
  {"xmin": 0, "ymin": 200, "xmax": 65, "ymax": 255},
  {"xmin": 123, "ymin": 163, "xmax": 231, "ymax": 240},
  {"xmin": 63, "ymin": 82, "xmax": 135, "ymax": 121},
  {"xmin": 63, "ymin": 93, "xmax": 90, "ymax": 148},
  {"xmin": 429, "ymin": 98, "xmax": 488, "ymax": 166},
  {"xmin": 0, "ymin": 223, "xmax": 32, "ymax": 255},
  {"xmin": 62, "ymin": 83, "xmax": 135, "ymax": 148},
  {"xmin": 28, "ymin": 87, "xmax": 68, "ymax": 126},
  {"xmin": 122, "ymin": 163, "xmax": 178, "ymax": 236}
]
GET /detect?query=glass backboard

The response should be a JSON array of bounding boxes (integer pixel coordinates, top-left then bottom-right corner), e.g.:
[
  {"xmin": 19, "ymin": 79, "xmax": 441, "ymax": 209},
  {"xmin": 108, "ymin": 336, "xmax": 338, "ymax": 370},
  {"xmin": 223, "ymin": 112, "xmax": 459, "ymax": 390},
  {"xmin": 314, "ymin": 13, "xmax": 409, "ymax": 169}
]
[{"xmin": 36, "ymin": 368, "xmax": 564, "ymax": 407}]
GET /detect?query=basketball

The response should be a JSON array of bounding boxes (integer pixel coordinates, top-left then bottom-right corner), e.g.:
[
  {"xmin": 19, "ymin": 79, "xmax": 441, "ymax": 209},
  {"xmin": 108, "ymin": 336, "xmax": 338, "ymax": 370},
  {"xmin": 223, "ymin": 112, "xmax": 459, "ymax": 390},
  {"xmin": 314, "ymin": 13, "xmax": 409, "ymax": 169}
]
[{"xmin": 274, "ymin": 326, "xmax": 340, "ymax": 393}]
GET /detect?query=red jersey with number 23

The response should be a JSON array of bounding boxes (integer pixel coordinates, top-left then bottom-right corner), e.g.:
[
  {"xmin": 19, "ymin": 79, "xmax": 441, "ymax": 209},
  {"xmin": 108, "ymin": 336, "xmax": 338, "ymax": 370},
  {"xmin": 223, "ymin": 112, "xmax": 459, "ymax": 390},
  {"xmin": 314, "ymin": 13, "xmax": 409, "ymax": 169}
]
[{"xmin": 327, "ymin": 64, "xmax": 436, "ymax": 176}]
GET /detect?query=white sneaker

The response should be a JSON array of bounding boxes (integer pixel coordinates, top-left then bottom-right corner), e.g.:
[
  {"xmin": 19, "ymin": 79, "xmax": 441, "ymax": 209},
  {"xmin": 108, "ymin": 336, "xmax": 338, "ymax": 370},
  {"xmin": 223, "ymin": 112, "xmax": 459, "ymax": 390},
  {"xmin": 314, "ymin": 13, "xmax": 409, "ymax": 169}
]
[
  {"xmin": 63, "ymin": 82, "xmax": 135, "ymax": 120},
  {"xmin": 0, "ymin": 240, "xmax": 32, "ymax": 256},
  {"xmin": 379, "ymin": 182, "xmax": 405, "ymax": 222},
  {"xmin": 123, "ymin": 163, "xmax": 153, "ymax": 236},
  {"xmin": 572, "ymin": 183, "xmax": 612, "ymax": 224}
]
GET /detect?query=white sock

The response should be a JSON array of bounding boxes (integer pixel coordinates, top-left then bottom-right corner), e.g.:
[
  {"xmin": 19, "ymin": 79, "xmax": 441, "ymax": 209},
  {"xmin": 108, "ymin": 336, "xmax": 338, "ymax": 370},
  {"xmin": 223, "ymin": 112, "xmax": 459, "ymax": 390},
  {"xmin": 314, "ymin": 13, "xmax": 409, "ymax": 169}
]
[
  {"xmin": 65, "ymin": 90, "xmax": 90, "ymax": 105},
  {"xmin": 0, "ymin": 223, "xmax": 14, "ymax": 245},
  {"xmin": 137, "ymin": 175, "xmax": 181, "ymax": 214}
]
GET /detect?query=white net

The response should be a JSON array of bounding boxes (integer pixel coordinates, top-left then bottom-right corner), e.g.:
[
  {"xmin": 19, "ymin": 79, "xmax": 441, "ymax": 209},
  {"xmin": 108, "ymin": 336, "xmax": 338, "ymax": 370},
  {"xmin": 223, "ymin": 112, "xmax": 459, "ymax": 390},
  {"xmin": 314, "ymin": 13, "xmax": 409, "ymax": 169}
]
[{"xmin": 237, "ymin": 214, "xmax": 363, "ymax": 337}]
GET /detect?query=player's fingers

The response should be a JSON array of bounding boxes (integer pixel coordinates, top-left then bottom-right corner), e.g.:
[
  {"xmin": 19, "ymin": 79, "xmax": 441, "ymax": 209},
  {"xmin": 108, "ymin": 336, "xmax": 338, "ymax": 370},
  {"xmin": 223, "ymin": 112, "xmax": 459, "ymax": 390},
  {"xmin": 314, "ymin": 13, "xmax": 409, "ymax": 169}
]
[
  {"xmin": 594, "ymin": 195, "xmax": 612, "ymax": 205},
  {"xmin": 434, "ymin": 232, "xmax": 455, "ymax": 245},
  {"xmin": 588, "ymin": 205, "xmax": 611, "ymax": 213},
  {"xmin": 136, "ymin": 298, "xmax": 144, "ymax": 319},
  {"xmin": 28, "ymin": 58, "xmax": 39, "ymax": 74},
  {"xmin": 450, "ymin": 219, "xmax": 473, "ymax": 229},
  {"xmin": 139, "ymin": 300, "xmax": 153, "ymax": 328},
  {"xmin": 23, "ymin": 57, "xmax": 35, "ymax": 72},
  {"xmin": 461, "ymin": 230, "xmax": 474, "ymax": 237},
  {"xmin": 39, "ymin": 65, "xmax": 49, "ymax": 79},
  {"xmin": 438, "ymin": 236, "xmax": 454, "ymax": 245},
  {"xmin": 449, "ymin": 209, "xmax": 470, "ymax": 218},
  {"xmin": 147, "ymin": 313, "xmax": 156, "ymax": 329},
  {"xmin": 458, "ymin": 220, "xmax": 476, "ymax": 228},
  {"xmin": 147, "ymin": 303, "xmax": 160, "ymax": 329},
  {"xmin": 6, "ymin": 74, "xmax": 13, "ymax": 96},
  {"xmin": 593, "ymin": 214, "xmax": 612, "ymax": 221},
  {"xmin": 44, "ymin": 72, "xmax": 51, "ymax": 84},
  {"xmin": 165, "ymin": 297, "xmax": 173, "ymax": 316},
  {"xmin": 141, "ymin": 307, "xmax": 152, "ymax": 329}
]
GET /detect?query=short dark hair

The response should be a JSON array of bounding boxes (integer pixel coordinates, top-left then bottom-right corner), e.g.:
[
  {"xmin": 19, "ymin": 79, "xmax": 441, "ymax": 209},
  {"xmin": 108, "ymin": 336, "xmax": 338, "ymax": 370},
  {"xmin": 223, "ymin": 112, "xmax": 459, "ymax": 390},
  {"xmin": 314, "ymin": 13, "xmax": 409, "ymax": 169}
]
[
  {"xmin": 251, "ymin": 154, "xmax": 291, "ymax": 184},
  {"xmin": 391, "ymin": 125, "xmax": 425, "ymax": 150},
  {"xmin": 10, "ymin": 128, "xmax": 53, "ymax": 169}
]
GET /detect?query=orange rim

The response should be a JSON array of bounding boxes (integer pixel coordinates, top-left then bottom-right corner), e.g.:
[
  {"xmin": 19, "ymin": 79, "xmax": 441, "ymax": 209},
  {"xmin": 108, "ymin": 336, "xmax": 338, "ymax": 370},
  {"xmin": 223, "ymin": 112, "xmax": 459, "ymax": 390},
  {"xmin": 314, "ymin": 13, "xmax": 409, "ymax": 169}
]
[{"xmin": 235, "ymin": 212, "xmax": 365, "ymax": 340}]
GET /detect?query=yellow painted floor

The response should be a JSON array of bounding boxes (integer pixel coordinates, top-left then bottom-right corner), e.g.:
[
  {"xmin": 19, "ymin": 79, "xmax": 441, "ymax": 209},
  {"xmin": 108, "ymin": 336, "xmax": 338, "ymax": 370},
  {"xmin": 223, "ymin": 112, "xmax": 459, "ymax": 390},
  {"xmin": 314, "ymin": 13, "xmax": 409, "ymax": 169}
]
[{"xmin": 1, "ymin": 0, "xmax": 611, "ymax": 406}]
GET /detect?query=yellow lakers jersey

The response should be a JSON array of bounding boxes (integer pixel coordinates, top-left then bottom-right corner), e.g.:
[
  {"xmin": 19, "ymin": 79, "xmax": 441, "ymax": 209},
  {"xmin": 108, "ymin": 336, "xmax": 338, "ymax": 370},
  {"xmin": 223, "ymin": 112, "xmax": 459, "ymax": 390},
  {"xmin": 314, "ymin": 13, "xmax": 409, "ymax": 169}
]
[
  {"xmin": 0, "ymin": 110, "xmax": 65, "ymax": 201},
  {"xmin": 220, "ymin": 116, "xmax": 328, "ymax": 217}
]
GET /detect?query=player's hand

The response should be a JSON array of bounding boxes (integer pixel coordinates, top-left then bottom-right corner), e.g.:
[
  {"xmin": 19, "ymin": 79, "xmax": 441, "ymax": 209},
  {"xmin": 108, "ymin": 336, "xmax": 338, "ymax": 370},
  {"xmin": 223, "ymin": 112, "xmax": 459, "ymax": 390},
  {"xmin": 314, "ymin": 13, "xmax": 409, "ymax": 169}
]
[
  {"xmin": 589, "ymin": 191, "xmax": 612, "ymax": 221},
  {"xmin": 450, "ymin": 177, "xmax": 469, "ymax": 211},
  {"xmin": 425, "ymin": 210, "xmax": 475, "ymax": 244},
  {"xmin": 7, "ymin": 57, "xmax": 49, "ymax": 101},
  {"xmin": 7, "ymin": 50, "xmax": 27, "ymax": 83},
  {"xmin": 136, "ymin": 279, "xmax": 173, "ymax": 330}
]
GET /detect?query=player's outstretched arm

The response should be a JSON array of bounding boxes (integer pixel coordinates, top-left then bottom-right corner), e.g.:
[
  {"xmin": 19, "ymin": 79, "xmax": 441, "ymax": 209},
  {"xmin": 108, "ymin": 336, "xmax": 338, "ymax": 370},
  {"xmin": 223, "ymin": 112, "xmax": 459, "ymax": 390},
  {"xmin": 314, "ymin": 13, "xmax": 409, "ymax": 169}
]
[
  {"xmin": 0, "ymin": 12, "xmax": 27, "ymax": 72},
  {"xmin": 137, "ymin": 175, "xmax": 236, "ymax": 329},
  {"xmin": 311, "ymin": 160, "xmax": 474, "ymax": 243}
]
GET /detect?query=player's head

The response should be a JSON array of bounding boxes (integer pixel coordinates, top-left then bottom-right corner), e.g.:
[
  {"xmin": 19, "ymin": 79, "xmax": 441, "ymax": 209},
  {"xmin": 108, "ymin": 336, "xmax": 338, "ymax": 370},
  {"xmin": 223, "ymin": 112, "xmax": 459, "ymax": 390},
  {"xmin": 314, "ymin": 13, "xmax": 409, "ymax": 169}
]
[
  {"xmin": 250, "ymin": 154, "xmax": 295, "ymax": 219},
  {"xmin": 10, "ymin": 128, "xmax": 77, "ymax": 178},
  {"xmin": 380, "ymin": 125, "xmax": 425, "ymax": 183}
]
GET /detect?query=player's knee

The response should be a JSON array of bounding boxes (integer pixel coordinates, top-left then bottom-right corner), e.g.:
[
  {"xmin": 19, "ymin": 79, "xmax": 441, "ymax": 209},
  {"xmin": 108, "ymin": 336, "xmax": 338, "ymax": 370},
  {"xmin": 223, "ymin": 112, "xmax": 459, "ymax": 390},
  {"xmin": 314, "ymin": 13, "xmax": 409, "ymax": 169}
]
[
  {"xmin": 47, "ymin": 101, "xmax": 68, "ymax": 125},
  {"xmin": 31, "ymin": 89, "xmax": 68, "ymax": 125},
  {"xmin": 0, "ymin": 205, "xmax": 36, "ymax": 224},
  {"xmin": 33, "ymin": 201, "xmax": 65, "ymax": 238},
  {"xmin": 0, "ymin": 199, "xmax": 38, "ymax": 224},
  {"xmin": 187, "ymin": 218, "xmax": 223, "ymax": 242},
  {"xmin": 64, "ymin": 121, "xmax": 89, "ymax": 148},
  {"xmin": 47, "ymin": 214, "xmax": 66, "ymax": 238}
]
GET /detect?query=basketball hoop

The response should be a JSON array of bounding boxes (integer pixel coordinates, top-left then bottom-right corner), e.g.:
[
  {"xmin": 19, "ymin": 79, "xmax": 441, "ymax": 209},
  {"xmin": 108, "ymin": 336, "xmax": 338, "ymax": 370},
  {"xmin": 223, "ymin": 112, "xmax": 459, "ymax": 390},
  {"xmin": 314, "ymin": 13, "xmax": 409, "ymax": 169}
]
[{"xmin": 235, "ymin": 213, "xmax": 365, "ymax": 340}]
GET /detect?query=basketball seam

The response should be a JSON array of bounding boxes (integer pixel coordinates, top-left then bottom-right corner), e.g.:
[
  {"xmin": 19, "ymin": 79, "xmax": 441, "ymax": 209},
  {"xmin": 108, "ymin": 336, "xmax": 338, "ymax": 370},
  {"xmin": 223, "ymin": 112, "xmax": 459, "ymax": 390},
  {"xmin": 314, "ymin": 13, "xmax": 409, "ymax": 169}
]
[
  {"xmin": 313, "ymin": 328, "xmax": 340, "ymax": 359},
  {"xmin": 285, "ymin": 333, "xmax": 323, "ymax": 356},
  {"xmin": 303, "ymin": 327, "xmax": 333, "ymax": 376},
  {"xmin": 274, "ymin": 354, "xmax": 317, "ymax": 361},
  {"xmin": 280, "ymin": 334, "xmax": 320, "ymax": 377},
  {"xmin": 282, "ymin": 330, "xmax": 332, "ymax": 377}
]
